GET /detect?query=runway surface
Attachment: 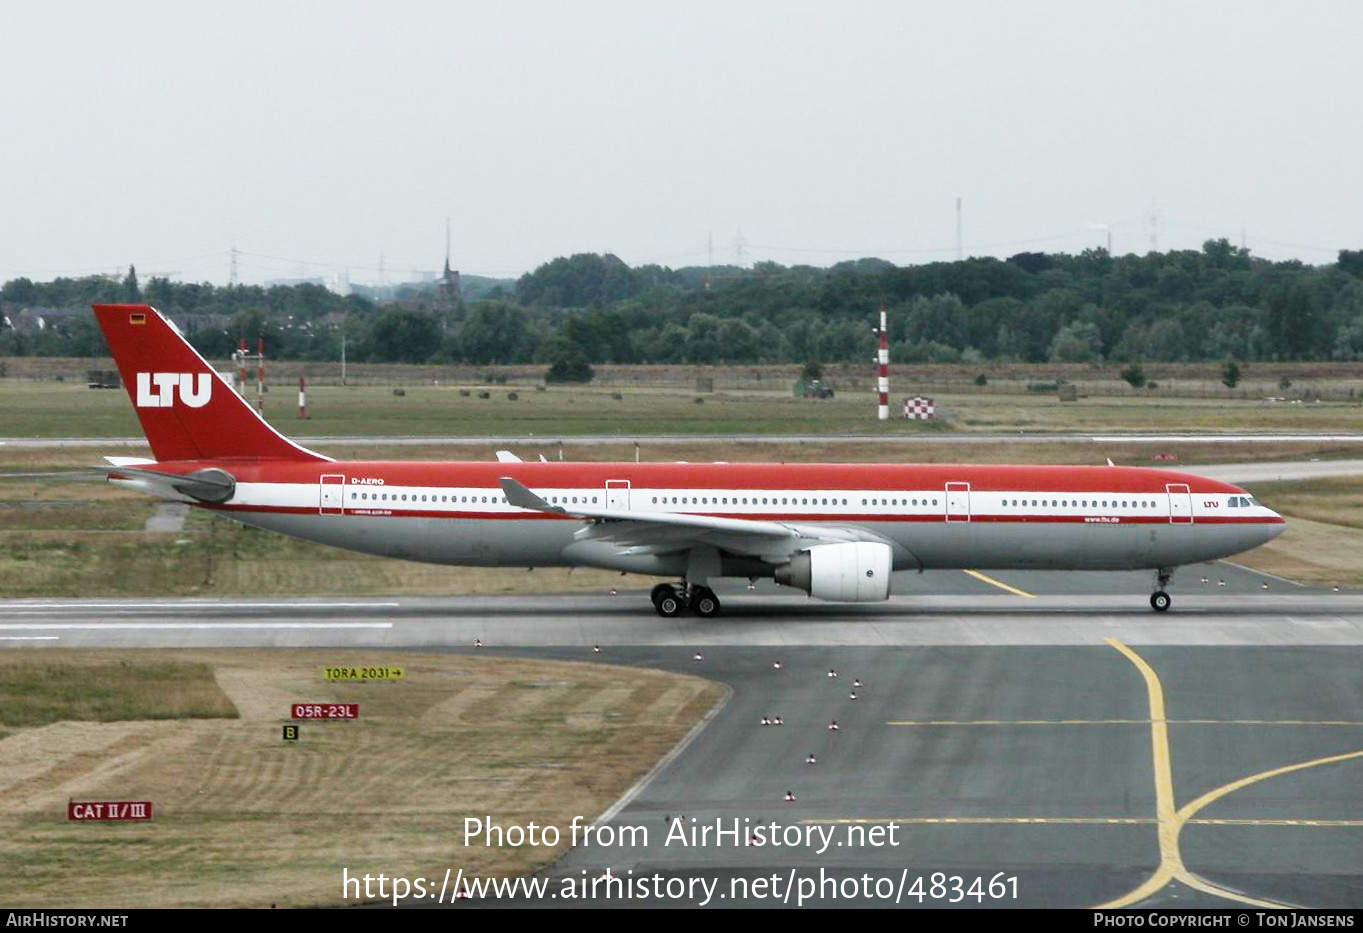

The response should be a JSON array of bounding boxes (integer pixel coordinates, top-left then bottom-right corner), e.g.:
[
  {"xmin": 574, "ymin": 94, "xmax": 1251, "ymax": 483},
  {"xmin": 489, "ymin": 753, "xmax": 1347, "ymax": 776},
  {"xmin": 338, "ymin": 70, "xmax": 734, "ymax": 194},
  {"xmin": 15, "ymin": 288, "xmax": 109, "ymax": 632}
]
[
  {"xmin": 1, "ymin": 563, "xmax": 1359, "ymax": 649},
  {"xmin": 4, "ymin": 565, "xmax": 1361, "ymax": 908}
]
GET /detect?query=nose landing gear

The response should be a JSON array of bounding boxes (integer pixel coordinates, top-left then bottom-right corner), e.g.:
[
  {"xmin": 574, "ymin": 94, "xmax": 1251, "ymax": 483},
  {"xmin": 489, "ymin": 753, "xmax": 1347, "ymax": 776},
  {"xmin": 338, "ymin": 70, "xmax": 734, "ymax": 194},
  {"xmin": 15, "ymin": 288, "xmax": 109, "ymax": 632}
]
[{"xmin": 1150, "ymin": 567, "xmax": 1174, "ymax": 612}]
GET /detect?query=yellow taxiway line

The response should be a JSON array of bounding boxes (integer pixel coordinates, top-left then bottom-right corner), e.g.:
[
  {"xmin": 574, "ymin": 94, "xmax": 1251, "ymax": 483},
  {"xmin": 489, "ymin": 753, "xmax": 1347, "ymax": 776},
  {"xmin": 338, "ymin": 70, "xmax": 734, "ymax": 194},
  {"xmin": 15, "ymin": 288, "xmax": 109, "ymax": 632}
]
[
  {"xmin": 825, "ymin": 639, "xmax": 1363, "ymax": 908},
  {"xmin": 805, "ymin": 816, "xmax": 1363, "ymax": 828},
  {"xmin": 1094, "ymin": 639, "xmax": 1363, "ymax": 909},
  {"xmin": 962, "ymin": 569, "xmax": 1036, "ymax": 598}
]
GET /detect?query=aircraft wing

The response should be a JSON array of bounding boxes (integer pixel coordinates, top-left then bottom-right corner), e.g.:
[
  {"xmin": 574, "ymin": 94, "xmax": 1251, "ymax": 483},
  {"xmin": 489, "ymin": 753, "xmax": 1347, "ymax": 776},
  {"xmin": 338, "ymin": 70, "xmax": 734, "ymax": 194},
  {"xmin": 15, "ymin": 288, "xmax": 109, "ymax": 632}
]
[{"xmin": 499, "ymin": 476, "xmax": 893, "ymax": 561}]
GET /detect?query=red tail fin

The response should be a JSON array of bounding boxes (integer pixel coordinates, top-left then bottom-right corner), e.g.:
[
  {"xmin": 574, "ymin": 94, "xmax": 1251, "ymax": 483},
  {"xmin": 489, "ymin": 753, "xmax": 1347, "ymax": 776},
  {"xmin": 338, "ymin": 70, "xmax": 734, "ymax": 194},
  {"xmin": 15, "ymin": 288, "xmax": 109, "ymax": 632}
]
[{"xmin": 93, "ymin": 304, "xmax": 329, "ymax": 463}]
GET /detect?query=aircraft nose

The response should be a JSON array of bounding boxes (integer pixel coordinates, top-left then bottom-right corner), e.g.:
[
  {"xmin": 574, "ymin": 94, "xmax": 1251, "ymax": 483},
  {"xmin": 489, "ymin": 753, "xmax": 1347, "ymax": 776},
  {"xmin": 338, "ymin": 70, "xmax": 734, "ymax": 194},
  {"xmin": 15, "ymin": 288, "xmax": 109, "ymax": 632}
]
[{"xmin": 1260, "ymin": 509, "xmax": 1287, "ymax": 544}]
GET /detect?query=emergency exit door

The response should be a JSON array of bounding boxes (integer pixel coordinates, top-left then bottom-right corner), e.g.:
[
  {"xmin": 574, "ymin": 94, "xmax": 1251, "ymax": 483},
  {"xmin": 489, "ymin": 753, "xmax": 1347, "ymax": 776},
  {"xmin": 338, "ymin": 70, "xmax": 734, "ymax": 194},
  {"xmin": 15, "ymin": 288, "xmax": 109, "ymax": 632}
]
[
  {"xmin": 945, "ymin": 482, "xmax": 971, "ymax": 522},
  {"xmin": 605, "ymin": 479, "xmax": 630, "ymax": 510}
]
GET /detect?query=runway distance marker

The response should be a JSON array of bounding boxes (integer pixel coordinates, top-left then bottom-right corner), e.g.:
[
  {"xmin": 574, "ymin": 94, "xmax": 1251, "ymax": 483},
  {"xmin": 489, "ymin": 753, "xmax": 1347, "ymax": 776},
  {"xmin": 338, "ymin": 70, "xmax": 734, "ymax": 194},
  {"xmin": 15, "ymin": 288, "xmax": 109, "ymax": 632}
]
[
  {"xmin": 292, "ymin": 703, "xmax": 359, "ymax": 720},
  {"xmin": 69, "ymin": 801, "xmax": 152, "ymax": 822},
  {"xmin": 323, "ymin": 665, "xmax": 404, "ymax": 682}
]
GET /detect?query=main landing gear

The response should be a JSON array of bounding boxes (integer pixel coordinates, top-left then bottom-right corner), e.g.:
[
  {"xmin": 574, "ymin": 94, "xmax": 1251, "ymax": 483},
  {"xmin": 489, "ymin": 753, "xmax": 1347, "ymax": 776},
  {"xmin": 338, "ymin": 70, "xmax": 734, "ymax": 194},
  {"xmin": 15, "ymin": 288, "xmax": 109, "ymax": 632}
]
[
  {"xmin": 651, "ymin": 581, "xmax": 722, "ymax": 618},
  {"xmin": 1150, "ymin": 567, "xmax": 1174, "ymax": 612}
]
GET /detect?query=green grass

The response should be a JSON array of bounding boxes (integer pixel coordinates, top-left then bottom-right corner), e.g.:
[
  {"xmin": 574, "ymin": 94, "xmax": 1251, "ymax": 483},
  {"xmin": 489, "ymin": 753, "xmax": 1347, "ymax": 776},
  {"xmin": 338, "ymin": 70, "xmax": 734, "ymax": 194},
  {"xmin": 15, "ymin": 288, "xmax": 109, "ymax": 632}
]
[
  {"xmin": 1229, "ymin": 477, "xmax": 1363, "ymax": 586},
  {"xmin": 5, "ymin": 380, "xmax": 1363, "ymax": 439},
  {"xmin": 0, "ymin": 658, "xmax": 238, "ymax": 727}
]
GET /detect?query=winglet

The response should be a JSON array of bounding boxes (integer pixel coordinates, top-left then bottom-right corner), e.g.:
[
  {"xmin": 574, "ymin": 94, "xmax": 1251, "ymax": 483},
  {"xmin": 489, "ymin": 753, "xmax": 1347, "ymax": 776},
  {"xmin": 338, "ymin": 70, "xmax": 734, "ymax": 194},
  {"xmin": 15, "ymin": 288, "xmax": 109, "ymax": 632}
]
[
  {"xmin": 495, "ymin": 450, "xmax": 523, "ymax": 463},
  {"xmin": 499, "ymin": 477, "xmax": 565, "ymax": 513}
]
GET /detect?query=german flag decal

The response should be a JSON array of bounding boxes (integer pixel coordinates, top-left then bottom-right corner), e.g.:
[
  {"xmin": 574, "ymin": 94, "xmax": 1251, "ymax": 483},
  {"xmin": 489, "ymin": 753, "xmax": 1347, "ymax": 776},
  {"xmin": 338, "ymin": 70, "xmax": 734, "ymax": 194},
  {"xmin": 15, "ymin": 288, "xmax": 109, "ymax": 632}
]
[{"xmin": 130, "ymin": 312, "xmax": 146, "ymax": 325}]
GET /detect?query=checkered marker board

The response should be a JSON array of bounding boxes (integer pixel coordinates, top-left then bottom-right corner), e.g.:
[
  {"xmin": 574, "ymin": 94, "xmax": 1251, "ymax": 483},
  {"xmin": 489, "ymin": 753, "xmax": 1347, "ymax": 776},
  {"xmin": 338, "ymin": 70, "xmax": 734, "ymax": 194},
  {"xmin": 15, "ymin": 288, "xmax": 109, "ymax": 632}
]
[{"xmin": 903, "ymin": 396, "xmax": 936, "ymax": 420}]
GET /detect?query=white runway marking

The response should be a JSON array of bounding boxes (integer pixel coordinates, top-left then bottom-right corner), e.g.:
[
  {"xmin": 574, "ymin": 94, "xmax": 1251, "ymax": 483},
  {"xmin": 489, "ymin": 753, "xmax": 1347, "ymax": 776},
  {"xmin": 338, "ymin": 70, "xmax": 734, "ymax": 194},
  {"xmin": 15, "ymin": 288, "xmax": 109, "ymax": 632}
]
[
  {"xmin": 0, "ymin": 602, "xmax": 400, "ymax": 610},
  {"xmin": 0, "ymin": 635, "xmax": 60, "ymax": 640},
  {"xmin": 0, "ymin": 623, "xmax": 393, "ymax": 630}
]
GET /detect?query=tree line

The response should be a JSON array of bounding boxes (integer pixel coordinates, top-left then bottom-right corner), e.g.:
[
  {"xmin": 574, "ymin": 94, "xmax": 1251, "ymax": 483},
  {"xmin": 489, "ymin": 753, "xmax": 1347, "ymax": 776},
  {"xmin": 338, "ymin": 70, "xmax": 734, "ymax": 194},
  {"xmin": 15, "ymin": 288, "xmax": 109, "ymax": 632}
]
[{"xmin": 4, "ymin": 241, "xmax": 1363, "ymax": 370}]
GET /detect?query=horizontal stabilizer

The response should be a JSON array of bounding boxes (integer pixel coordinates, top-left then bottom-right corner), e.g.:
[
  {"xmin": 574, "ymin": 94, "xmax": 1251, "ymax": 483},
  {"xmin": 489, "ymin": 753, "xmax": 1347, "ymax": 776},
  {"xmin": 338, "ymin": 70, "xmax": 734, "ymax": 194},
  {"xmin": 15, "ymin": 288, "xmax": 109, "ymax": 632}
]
[{"xmin": 104, "ymin": 465, "xmax": 236, "ymax": 503}]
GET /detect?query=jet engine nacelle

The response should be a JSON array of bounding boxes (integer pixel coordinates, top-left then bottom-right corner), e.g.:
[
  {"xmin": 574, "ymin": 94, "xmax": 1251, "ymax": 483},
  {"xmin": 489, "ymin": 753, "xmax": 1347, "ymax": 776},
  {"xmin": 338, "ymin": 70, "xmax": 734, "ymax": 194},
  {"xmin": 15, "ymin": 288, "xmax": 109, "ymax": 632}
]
[{"xmin": 774, "ymin": 542, "xmax": 892, "ymax": 602}]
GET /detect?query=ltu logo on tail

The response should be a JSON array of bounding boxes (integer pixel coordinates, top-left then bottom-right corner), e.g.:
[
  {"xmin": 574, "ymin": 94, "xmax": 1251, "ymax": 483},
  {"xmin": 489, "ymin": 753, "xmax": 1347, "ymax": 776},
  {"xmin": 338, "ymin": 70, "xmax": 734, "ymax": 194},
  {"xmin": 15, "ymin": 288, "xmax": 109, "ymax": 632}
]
[{"xmin": 136, "ymin": 372, "xmax": 212, "ymax": 408}]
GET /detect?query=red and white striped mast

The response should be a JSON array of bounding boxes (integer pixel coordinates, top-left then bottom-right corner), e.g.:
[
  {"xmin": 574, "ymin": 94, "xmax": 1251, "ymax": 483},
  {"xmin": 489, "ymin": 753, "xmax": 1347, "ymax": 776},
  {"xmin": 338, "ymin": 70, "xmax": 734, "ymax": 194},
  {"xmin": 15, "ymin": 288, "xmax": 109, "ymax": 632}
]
[
  {"xmin": 256, "ymin": 337, "xmax": 266, "ymax": 412},
  {"xmin": 876, "ymin": 305, "xmax": 889, "ymax": 421}
]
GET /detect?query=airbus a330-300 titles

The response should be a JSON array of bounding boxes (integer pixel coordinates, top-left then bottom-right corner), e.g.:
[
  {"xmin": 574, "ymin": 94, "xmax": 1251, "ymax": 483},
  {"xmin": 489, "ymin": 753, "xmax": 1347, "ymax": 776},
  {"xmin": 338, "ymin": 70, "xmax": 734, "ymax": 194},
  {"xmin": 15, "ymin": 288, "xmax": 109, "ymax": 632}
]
[{"xmin": 92, "ymin": 304, "xmax": 1284, "ymax": 617}]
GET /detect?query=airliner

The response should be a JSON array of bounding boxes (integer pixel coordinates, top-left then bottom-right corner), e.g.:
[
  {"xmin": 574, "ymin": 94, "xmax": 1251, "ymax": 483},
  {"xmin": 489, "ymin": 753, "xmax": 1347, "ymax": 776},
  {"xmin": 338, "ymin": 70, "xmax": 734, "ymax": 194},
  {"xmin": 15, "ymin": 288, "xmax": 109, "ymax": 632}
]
[{"xmin": 92, "ymin": 304, "xmax": 1285, "ymax": 617}]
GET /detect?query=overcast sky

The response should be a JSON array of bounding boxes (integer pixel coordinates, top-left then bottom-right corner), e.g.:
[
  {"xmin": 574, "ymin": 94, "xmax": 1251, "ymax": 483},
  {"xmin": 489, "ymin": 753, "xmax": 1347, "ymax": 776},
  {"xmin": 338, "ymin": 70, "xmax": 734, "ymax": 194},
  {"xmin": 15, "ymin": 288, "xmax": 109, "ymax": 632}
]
[{"xmin": 2, "ymin": 1, "xmax": 1359, "ymax": 287}]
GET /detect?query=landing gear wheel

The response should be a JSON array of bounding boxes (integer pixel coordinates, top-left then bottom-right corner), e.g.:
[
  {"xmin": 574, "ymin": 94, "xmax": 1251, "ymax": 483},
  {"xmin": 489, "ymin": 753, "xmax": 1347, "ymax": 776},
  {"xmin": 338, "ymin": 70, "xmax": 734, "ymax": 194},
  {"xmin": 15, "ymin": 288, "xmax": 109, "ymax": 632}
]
[
  {"xmin": 1150, "ymin": 591, "xmax": 1171, "ymax": 612},
  {"xmin": 656, "ymin": 585, "xmax": 686, "ymax": 615},
  {"xmin": 651, "ymin": 583, "xmax": 675, "ymax": 609},
  {"xmin": 692, "ymin": 587, "xmax": 721, "ymax": 618}
]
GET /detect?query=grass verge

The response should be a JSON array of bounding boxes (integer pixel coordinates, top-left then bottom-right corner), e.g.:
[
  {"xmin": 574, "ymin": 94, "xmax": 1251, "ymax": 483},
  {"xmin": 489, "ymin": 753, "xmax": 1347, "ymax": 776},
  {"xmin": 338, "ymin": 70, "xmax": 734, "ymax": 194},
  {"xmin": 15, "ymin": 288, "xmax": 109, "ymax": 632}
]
[
  {"xmin": 0, "ymin": 649, "xmax": 724, "ymax": 908},
  {"xmin": 1234, "ymin": 477, "xmax": 1363, "ymax": 587},
  {"xmin": 0, "ymin": 656, "xmax": 237, "ymax": 727},
  {"xmin": 4, "ymin": 380, "xmax": 1363, "ymax": 438}
]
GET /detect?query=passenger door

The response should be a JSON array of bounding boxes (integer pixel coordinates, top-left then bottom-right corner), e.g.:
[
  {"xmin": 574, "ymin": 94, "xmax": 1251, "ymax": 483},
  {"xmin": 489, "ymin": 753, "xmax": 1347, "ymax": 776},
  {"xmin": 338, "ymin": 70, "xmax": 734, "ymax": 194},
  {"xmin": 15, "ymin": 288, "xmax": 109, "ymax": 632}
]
[
  {"xmin": 1166, "ymin": 483, "xmax": 1192, "ymax": 524},
  {"xmin": 319, "ymin": 474, "xmax": 346, "ymax": 514}
]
